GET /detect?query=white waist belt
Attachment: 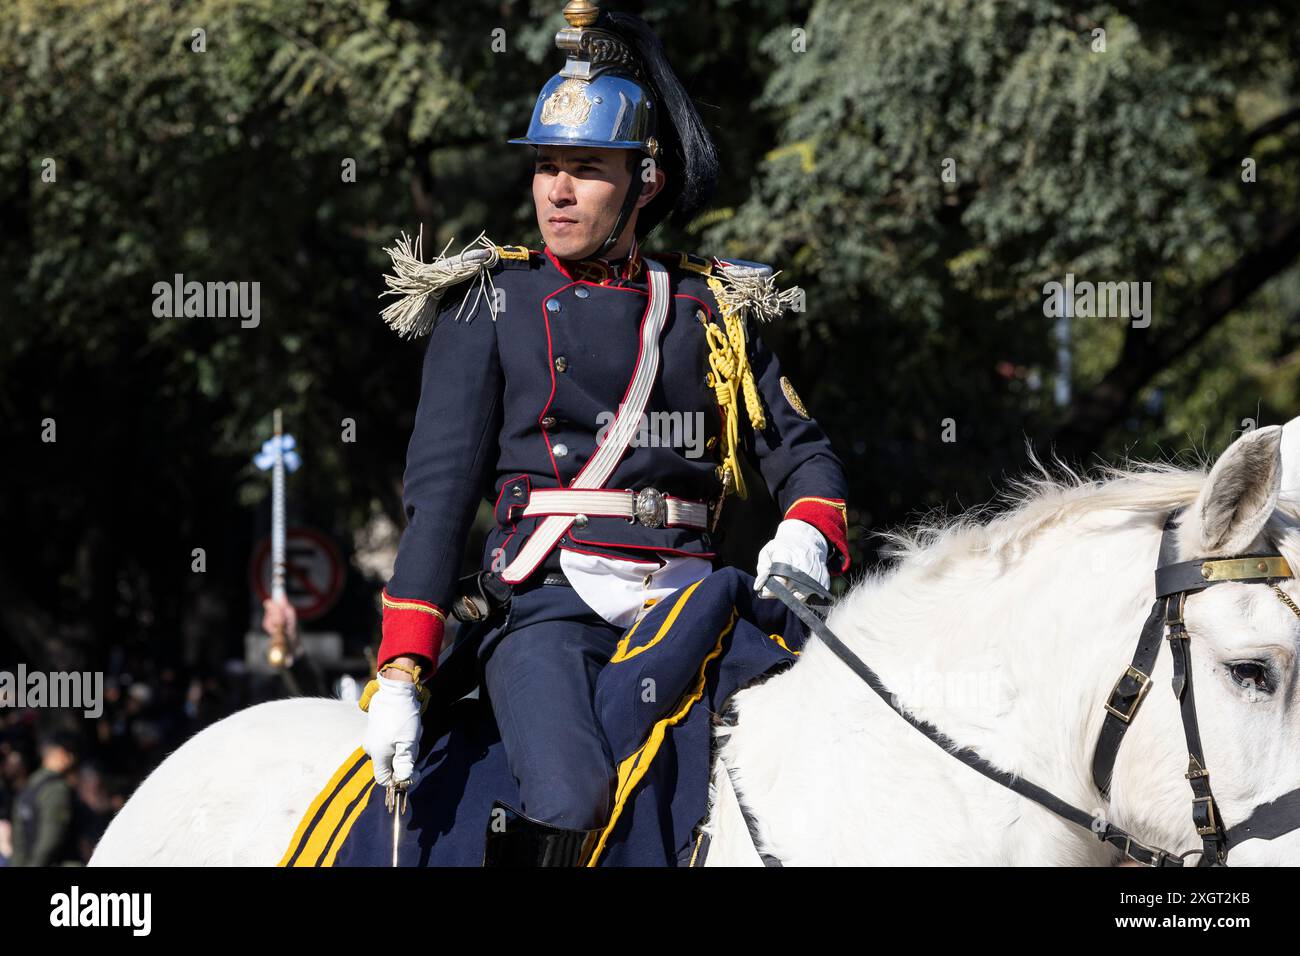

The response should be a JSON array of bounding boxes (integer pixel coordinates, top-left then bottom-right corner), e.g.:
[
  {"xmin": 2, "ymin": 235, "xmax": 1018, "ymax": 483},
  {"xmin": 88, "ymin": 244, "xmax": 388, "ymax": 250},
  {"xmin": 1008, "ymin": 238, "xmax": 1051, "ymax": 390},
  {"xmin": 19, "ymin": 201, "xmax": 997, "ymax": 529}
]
[{"xmin": 521, "ymin": 488, "xmax": 709, "ymax": 529}]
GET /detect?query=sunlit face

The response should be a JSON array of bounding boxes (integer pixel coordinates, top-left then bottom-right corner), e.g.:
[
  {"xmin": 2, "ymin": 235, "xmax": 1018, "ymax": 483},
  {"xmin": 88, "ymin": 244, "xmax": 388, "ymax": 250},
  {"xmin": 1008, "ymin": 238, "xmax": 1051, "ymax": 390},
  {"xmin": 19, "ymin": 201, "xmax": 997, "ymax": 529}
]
[{"xmin": 532, "ymin": 145, "xmax": 662, "ymax": 260}]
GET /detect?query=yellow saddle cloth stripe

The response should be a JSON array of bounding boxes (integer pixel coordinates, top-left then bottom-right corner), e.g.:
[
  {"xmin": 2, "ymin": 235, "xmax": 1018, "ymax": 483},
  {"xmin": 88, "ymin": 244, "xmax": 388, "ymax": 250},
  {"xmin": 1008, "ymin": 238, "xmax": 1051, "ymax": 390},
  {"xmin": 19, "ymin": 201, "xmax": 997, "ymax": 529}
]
[
  {"xmin": 586, "ymin": 605, "xmax": 740, "ymax": 866},
  {"xmin": 278, "ymin": 747, "xmax": 377, "ymax": 867}
]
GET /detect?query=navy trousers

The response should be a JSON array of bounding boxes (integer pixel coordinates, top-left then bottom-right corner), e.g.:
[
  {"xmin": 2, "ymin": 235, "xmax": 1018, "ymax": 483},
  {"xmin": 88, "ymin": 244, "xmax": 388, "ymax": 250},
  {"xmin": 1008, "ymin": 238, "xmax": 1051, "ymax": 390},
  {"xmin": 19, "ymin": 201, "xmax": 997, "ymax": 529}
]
[{"xmin": 477, "ymin": 580, "xmax": 625, "ymax": 831}]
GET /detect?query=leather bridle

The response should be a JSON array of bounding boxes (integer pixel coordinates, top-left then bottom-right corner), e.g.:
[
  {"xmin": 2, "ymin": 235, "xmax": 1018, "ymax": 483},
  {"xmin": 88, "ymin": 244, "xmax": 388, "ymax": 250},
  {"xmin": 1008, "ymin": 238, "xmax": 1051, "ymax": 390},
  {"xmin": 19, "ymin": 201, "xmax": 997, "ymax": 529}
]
[
  {"xmin": 1090, "ymin": 509, "xmax": 1300, "ymax": 864},
  {"xmin": 710, "ymin": 510, "xmax": 1300, "ymax": 867}
]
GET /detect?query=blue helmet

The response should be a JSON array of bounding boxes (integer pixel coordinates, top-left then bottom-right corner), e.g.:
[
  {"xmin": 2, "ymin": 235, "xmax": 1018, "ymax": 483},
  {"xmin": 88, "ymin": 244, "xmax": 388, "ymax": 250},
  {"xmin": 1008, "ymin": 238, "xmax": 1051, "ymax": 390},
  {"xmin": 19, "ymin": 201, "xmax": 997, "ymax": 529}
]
[
  {"xmin": 508, "ymin": 71, "xmax": 659, "ymax": 161},
  {"xmin": 511, "ymin": 2, "xmax": 717, "ymax": 256},
  {"xmin": 509, "ymin": 1, "xmax": 660, "ymax": 161}
]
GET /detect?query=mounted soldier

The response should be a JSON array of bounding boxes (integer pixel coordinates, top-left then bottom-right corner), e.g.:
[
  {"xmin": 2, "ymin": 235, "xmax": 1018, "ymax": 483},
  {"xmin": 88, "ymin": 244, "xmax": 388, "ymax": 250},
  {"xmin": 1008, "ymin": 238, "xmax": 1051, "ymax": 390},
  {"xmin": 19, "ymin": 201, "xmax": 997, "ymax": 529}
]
[{"xmin": 361, "ymin": 0, "xmax": 851, "ymax": 866}]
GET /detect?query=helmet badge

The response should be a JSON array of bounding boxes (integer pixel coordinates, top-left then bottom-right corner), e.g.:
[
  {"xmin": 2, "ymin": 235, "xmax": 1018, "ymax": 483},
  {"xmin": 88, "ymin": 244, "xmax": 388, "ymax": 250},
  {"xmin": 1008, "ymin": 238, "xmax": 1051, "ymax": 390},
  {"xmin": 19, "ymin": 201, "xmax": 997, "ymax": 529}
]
[{"xmin": 540, "ymin": 78, "xmax": 594, "ymax": 127}]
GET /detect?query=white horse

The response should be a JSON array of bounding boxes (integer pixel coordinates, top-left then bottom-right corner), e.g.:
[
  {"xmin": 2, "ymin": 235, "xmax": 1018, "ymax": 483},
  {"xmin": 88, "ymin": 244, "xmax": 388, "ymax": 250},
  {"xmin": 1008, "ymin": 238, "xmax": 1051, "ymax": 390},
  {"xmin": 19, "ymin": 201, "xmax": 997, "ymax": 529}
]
[{"xmin": 91, "ymin": 422, "xmax": 1300, "ymax": 865}]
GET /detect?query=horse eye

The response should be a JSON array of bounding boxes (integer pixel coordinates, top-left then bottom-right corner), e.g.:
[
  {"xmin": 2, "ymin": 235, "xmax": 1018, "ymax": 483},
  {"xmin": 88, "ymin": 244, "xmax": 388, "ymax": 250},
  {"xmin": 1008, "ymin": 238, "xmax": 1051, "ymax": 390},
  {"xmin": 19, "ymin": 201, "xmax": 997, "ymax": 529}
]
[{"xmin": 1230, "ymin": 662, "xmax": 1273, "ymax": 694}]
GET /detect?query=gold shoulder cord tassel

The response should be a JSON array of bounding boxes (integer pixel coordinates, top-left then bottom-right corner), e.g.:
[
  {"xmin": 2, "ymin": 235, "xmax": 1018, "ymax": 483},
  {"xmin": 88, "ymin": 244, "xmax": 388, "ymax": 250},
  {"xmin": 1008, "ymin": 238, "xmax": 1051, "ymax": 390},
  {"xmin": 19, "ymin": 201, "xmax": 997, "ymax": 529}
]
[{"xmin": 700, "ymin": 265, "xmax": 803, "ymax": 529}]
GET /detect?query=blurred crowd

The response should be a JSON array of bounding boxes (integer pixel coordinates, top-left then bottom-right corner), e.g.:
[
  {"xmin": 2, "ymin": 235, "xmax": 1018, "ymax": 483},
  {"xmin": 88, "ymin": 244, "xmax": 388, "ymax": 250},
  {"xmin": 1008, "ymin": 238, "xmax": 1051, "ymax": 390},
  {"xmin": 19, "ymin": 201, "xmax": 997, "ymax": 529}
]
[{"xmin": 0, "ymin": 663, "xmax": 239, "ymax": 866}]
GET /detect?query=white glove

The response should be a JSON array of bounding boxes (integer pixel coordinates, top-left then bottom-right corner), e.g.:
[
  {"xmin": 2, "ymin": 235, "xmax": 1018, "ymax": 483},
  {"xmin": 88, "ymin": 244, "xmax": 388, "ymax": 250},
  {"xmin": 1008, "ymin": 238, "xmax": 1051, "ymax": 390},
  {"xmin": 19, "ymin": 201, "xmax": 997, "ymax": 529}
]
[
  {"xmin": 363, "ymin": 674, "xmax": 421, "ymax": 787},
  {"xmin": 755, "ymin": 518, "xmax": 830, "ymax": 601}
]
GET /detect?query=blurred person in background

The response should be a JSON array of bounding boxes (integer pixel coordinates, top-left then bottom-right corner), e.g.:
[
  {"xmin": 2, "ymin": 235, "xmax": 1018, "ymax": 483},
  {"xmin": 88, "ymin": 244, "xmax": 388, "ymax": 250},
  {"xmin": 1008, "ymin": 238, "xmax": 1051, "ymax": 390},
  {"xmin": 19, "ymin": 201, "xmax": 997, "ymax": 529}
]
[
  {"xmin": 0, "ymin": 727, "xmax": 36, "ymax": 866},
  {"xmin": 10, "ymin": 729, "xmax": 81, "ymax": 867}
]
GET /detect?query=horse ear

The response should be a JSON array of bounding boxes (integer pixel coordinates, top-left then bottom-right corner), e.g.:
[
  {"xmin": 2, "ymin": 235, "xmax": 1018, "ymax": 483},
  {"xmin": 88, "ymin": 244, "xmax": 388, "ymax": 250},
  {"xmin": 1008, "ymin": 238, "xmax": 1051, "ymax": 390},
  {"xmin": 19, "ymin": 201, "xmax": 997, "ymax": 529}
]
[
  {"xmin": 1281, "ymin": 416, "xmax": 1300, "ymax": 500},
  {"xmin": 1194, "ymin": 425, "xmax": 1283, "ymax": 554}
]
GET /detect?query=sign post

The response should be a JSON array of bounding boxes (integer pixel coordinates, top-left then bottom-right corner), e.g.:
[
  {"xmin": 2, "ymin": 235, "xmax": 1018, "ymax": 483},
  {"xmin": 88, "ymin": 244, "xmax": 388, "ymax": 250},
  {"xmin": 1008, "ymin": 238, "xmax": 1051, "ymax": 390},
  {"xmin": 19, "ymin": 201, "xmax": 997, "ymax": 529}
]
[{"xmin": 253, "ymin": 409, "xmax": 302, "ymax": 668}]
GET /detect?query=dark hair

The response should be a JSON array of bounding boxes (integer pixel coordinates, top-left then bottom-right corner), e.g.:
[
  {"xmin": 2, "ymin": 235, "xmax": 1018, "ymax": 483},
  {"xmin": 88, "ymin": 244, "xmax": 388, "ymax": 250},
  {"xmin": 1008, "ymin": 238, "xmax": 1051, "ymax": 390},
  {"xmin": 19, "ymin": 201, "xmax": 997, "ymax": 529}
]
[
  {"xmin": 603, "ymin": 11, "xmax": 718, "ymax": 238},
  {"xmin": 38, "ymin": 729, "xmax": 81, "ymax": 759}
]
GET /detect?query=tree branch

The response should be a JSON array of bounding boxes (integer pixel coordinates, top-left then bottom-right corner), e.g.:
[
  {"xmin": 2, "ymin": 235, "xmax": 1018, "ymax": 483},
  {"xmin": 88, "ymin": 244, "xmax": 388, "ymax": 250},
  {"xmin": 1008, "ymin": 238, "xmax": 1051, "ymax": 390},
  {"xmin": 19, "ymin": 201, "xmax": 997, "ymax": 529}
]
[
  {"xmin": 1209, "ymin": 106, "xmax": 1300, "ymax": 176},
  {"xmin": 1051, "ymin": 210, "xmax": 1300, "ymax": 459}
]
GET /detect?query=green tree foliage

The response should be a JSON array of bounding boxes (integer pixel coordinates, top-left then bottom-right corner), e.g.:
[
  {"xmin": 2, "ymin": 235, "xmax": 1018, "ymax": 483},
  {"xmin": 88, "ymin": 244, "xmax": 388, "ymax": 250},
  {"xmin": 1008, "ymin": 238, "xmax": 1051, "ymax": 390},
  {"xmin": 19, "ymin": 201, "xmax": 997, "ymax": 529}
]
[{"xmin": 709, "ymin": 0, "xmax": 1300, "ymax": 535}]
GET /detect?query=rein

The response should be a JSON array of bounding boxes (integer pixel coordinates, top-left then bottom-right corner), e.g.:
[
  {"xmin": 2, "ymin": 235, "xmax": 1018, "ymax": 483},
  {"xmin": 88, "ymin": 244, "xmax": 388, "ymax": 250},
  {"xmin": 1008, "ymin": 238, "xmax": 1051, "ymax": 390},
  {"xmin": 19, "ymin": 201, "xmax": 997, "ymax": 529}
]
[{"xmin": 711, "ymin": 511, "xmax": 1300, "ymax": 867}]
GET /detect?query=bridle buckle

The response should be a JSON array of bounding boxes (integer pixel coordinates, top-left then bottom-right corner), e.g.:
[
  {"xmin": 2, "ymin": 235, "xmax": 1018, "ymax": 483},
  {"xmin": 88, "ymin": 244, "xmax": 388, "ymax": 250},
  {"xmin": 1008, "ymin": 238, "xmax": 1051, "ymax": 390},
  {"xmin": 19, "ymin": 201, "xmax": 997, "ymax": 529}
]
[
  {"xmin": 1121, "ymin": 834, "xmax": 1169, "ymax": 867},
  {"xmin": 1193, "ymin": 794, "xmax": 1220, "ymax": 837},
  {"xmin": 1103, "ymin": 666, "xmax": 1152, "ymax": 723}
]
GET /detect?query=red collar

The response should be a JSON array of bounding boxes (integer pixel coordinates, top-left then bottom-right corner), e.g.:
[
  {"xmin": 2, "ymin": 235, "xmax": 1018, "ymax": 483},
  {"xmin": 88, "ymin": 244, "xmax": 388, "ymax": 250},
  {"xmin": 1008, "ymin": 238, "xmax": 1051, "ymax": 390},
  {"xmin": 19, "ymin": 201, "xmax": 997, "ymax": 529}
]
[{"xmin": 545, "ymin": 238, "xmax": 643, "ymax": 285}]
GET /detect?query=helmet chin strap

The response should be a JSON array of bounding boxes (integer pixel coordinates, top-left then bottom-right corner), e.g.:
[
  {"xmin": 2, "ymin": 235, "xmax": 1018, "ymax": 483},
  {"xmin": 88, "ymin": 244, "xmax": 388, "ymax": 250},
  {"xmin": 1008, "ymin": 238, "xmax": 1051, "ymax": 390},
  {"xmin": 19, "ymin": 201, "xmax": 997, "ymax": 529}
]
[{"xmin": 592, "ymin": 164, "xmax": 647, "ymax": 259}]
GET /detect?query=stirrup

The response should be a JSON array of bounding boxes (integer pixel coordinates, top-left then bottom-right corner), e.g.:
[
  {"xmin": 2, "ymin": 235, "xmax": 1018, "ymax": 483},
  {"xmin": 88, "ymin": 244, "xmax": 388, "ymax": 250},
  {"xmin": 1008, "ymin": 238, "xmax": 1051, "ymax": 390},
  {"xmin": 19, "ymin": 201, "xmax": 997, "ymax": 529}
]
[{"xmin": 481, "ymin": 799, "xmax": 603, "ymax": 867}]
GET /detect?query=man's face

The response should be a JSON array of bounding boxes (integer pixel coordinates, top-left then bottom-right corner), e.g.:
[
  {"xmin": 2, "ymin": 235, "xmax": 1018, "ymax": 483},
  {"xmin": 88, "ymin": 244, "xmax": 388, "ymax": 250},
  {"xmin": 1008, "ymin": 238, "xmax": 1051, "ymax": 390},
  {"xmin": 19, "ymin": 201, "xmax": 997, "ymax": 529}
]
[{"xmin": 532, "ymin": 145, "xmax": 639, "ymax": 260}]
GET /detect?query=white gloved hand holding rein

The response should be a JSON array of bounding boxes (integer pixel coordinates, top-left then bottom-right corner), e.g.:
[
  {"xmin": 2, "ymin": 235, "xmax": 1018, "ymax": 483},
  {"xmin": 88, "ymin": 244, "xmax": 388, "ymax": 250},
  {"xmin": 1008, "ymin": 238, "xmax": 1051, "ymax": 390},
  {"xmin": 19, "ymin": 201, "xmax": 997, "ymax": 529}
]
[{"xmin": 754, "ymin": 518, "xmax": 830, "ymax": 601}]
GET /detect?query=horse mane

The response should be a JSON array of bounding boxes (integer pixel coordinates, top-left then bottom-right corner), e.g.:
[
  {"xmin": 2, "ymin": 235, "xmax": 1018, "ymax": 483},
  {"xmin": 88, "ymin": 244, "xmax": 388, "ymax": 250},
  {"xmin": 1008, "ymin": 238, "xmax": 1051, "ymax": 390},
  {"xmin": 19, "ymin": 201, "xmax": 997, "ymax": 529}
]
[{"xmin": 872, "ymin": 446, "xmax": 1212, "ymax": 575}]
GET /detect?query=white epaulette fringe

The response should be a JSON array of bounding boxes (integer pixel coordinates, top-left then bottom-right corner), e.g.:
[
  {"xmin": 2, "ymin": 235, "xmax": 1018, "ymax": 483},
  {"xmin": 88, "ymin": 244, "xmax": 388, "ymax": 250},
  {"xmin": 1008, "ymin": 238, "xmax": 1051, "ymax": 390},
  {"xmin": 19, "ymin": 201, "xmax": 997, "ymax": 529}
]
[
  {"xmin": 379, "ymin": 228, "xmax": 501, "ymax": 339},
  {"xmin": 712, "ymin": 262, "xmax": 802, "ymax": 326}
]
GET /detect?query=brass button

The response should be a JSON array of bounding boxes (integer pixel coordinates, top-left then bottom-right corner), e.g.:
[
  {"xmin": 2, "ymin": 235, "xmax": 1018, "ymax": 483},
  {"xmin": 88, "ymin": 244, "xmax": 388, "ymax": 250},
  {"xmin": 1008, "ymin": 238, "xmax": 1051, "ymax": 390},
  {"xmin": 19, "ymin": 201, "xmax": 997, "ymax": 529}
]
[
  {"xmin": 555, "ymin": 355, "xmax": 568, "ymax": 372},
  {"xmin": 1201, "ymin": 565, "xmax": 1212, "ymax": 579},
  {"xmin": 574, "ymin": 286, "xmax": 590, "ymax": 299},
  {"xmin": 552, "ymin": 443, "xmax": 568, "ymax": 458},
  {"xmin": 546, "ymin": 299, "xmax": 561, "ymax": 313},
  {"xmin": 541, "ymin": 415, "xmax": 557, "ymax": 428},
  {"xmin": 510, "ymin": 485, "xmax": 523, "ymax": 499},
  {"xmin": 695, "ymin": 309, "xmax": 707, "ymax": 321},
  {"xmin": 573, "ymin": 514, "xmax": 588, "ymax": 529}
]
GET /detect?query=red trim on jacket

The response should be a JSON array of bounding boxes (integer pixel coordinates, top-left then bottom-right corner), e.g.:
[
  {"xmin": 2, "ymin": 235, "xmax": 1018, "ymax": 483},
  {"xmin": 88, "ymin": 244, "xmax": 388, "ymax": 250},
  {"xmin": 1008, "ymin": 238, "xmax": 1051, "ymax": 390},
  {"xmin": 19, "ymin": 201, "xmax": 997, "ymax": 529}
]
[
  {"xmin": 377, "ymin": 589, "xmax": 447, "ymax": 672},
  {"xmin": 784, "ymin": 497, "xmax": 851, "ymax": 576},
  {"xmin": 545, "ymin": 246, "xmax": 574, "ymax": 280},
  {"xmin": 544, "ymin": 241, "xmax": 643, "ymax": 284},
  {"xmin": 538, "ymin": 284, "xmax": 571, "ymax": 485}
]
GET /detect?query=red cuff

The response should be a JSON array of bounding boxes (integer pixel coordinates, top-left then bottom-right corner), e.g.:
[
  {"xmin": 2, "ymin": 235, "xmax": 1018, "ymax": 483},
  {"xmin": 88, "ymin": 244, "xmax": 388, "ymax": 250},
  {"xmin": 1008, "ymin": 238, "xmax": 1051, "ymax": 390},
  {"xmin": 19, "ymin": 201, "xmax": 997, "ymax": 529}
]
[
  {"xmin": 377, "ymin": 589, "xmax": 447, "ymax": 672},
  {"xmin": 785, "ymin": 497, "xmax": 850, "ymax": 576}
]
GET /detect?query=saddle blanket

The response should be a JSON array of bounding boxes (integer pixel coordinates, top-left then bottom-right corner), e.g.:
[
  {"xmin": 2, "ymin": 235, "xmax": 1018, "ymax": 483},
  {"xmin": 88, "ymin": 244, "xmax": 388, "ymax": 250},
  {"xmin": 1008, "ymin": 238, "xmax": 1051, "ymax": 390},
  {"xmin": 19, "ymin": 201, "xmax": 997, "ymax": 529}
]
[{"xmin": 277, "ymin": 566, "xmax": 812, "ymax": 866}]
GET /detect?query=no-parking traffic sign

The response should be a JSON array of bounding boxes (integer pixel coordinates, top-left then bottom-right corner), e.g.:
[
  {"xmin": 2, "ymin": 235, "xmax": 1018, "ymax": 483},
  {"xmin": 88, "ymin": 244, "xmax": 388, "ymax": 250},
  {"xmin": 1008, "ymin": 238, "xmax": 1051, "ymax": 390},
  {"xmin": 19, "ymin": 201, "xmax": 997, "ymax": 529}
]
[{"xmin": 250, "ymin": 527, "xmax": 344, "ymax": 621}]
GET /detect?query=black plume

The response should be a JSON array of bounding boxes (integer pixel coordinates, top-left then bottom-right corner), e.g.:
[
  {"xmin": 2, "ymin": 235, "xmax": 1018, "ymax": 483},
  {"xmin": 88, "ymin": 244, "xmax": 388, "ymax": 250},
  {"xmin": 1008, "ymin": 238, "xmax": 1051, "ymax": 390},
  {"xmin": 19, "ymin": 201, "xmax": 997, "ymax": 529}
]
[{"xmin": 602, "ymin": 11, "xmax": 719, "ymax": 238}]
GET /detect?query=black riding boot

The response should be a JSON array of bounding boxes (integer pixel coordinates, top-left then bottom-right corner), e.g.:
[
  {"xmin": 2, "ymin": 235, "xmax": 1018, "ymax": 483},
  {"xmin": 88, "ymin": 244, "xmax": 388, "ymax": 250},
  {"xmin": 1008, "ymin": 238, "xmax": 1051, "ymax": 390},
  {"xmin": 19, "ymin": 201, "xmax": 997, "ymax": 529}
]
[{"xmin": 481, "ymin": 799, "xmax": 603, "ymax": 867}]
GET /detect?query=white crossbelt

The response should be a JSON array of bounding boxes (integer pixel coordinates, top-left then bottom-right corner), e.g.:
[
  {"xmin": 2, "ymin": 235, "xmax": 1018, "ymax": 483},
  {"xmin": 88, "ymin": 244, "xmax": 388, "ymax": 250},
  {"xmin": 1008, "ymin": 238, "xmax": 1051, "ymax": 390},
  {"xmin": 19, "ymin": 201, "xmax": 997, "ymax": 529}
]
[
  {"xmin": 521, "ymin": 488, "xmax": 709, "ymax": 528},
  {"xmin": 499, "ymin": 257, "xmax": 674, "ymax": 584}
]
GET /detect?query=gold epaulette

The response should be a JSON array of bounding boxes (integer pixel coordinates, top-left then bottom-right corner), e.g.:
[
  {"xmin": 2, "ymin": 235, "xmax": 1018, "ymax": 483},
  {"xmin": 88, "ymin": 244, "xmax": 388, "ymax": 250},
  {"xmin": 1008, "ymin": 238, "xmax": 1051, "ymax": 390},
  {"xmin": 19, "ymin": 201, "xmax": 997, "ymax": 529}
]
[
  {"xmin": 676, "ymin": 251, "xmax": 716, "ymax": 276},
  {"xmin": 495, "ymin": 244, "xmax": 535, "ymax": 265}
]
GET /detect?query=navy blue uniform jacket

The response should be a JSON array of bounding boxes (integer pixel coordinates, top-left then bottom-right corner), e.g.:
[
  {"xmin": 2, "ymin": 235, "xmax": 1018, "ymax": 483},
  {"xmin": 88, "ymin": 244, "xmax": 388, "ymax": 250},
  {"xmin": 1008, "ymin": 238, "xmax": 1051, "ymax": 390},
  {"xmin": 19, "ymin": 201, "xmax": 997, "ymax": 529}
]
[{"xmin": 378, "ymin": 245, "xmax": 850, "ymax": 668}]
